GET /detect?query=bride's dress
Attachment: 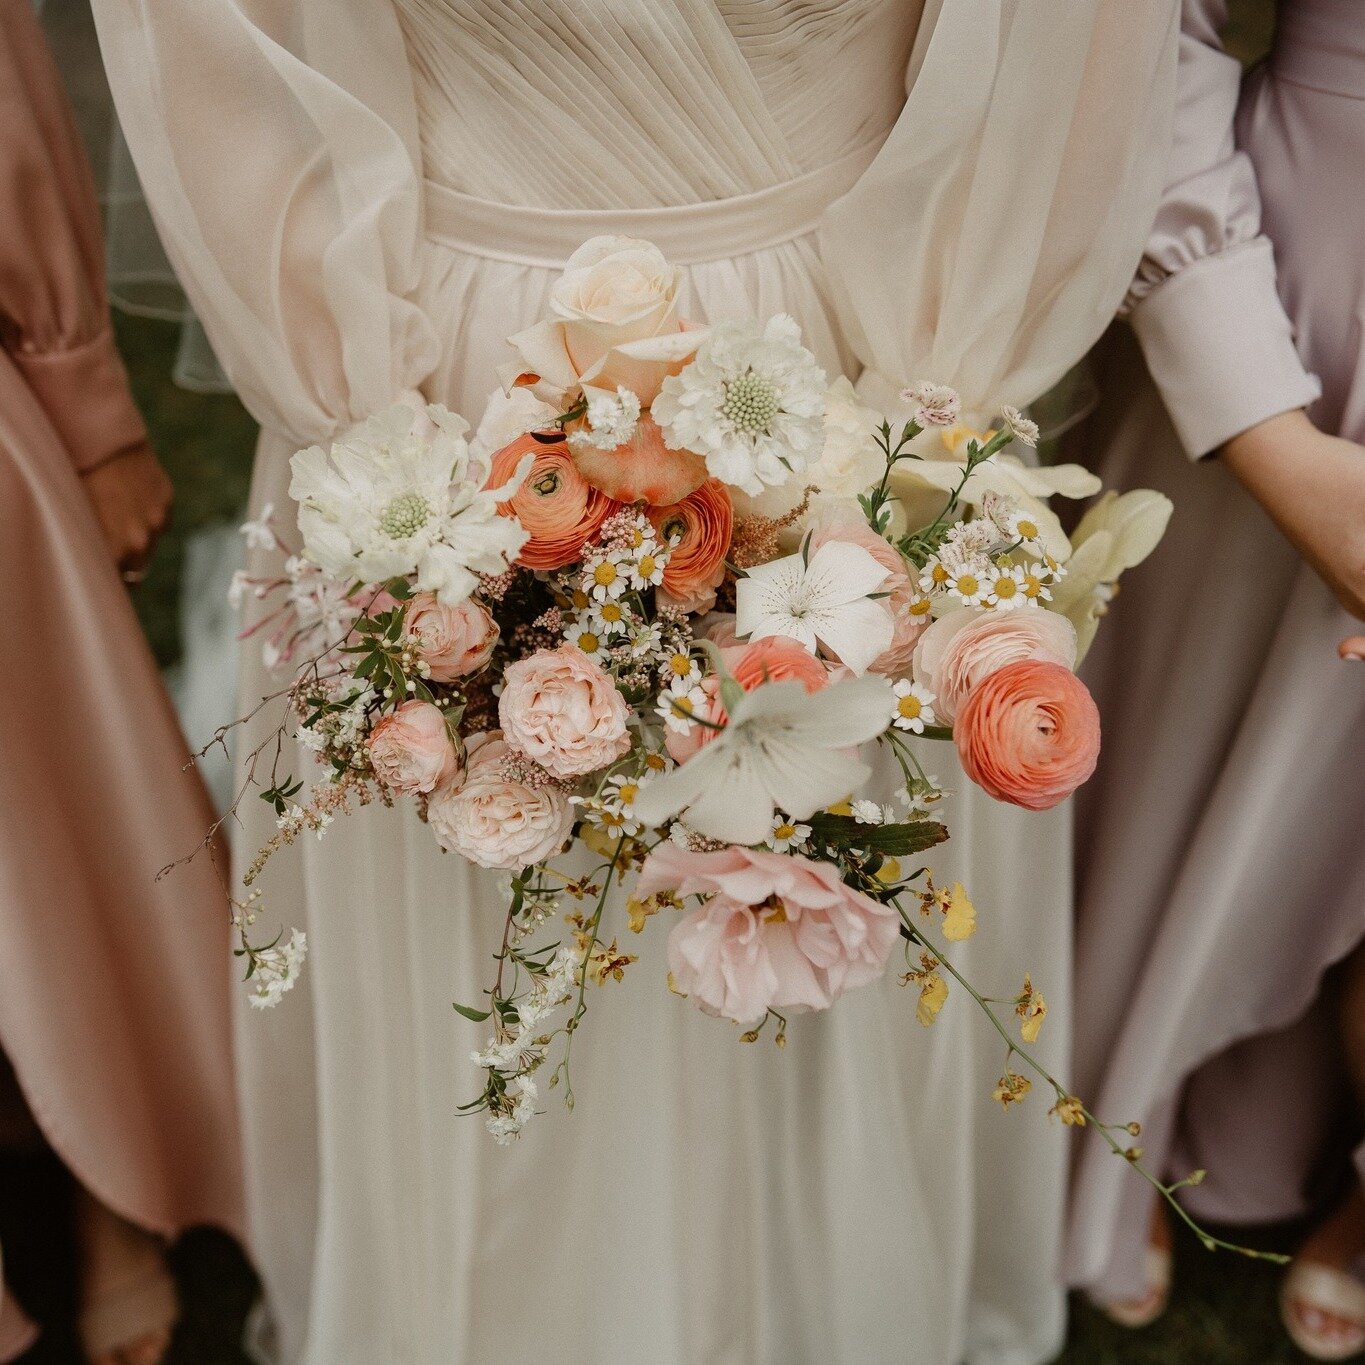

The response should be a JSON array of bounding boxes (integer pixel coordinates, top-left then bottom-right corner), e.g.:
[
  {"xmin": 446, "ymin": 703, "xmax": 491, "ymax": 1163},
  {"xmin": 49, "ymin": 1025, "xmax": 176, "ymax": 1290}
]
[{"xmin": 93, "ymin": 3, "xmax": 1176, "ymax": 1360}]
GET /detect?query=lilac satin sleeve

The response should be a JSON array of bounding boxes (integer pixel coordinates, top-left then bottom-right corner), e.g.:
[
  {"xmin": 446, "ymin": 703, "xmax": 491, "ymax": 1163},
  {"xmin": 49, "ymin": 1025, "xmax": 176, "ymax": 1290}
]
[
  {"xmin": 0, "ymin": 0, "xmax": 147, "ymax": 473},
  {"xmin": 1124, "ymin": 0, "xmax": 1320, "ymax": 460}
]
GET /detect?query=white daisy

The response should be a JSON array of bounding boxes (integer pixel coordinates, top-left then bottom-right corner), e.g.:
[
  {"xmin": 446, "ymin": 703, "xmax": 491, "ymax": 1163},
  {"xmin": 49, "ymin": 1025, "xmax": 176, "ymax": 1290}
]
[
  {"xmin": 985, "ymin": 564, "xmax": 1030, "ymax": 612},
  {"xmin": 891, "ymin": 680, "xmax": 937, "ymax": 734},
  {"xmin": 661, "ymin": 650, "xmax": 702, "ymax": 690},
  {"xmin": 582, "ymin": 550, "xmax": 631, "ymax": 602},
  {"xmin": 653, "ymin": 314, "xmax": 827, "ymax": 496},
  {"xmin": 944, "ymin": 562, "xmax": 990, "ymax": 609},
  {"xmin": 587, "ymin": 598, "xmax": 631, "ymax": 637},
  {"xmin": 767, "ymin": 815, "xmax": 812, "ymax": 853},
  {"xmin": 563, "ymin": 621, "xmax": 608, "ymax": 660},
  {"xmin": 627, "ymin": 537, "xmax": 668, "ymax": 590}
]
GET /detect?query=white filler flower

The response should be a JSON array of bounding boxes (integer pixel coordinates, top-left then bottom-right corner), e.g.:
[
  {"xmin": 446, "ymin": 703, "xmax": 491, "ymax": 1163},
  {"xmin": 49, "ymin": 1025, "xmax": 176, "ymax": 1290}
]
[
  {"xmin": 735, "ymin": 539, "xmax": 894, "ymax": 676},
  {"xmin": 289, "ymin": 403, "xmax": 531, "ymax": 605},
  {"xmin": 632, "ymin": 673, "xmax": 895, "ymax": 845},
  {"xmin": 653, "ymin": 314, "xmax": 826, "ymax": 496}
]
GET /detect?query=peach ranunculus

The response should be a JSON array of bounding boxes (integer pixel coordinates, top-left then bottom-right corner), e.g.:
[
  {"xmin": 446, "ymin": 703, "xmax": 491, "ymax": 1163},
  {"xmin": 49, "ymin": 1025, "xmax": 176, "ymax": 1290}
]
[
  {"xmin": 664, "ymin": 636, "xmax": 829, "ymax": 763},
  {"xmin": 488, "ymin": 433, "xmax": 619, "ymax": 570},
  {"xmin": 911, "ymin": 606, "xmax": 1077, "ymax": 723},
  {"xmin": 955, "ymin": 660, "xmax": 1101, "ymax": 811},
  {"xmin": 406, "ymin": 592, "xmax": 499, "ymax": 682},
  {"xmin": 809, "ymin": 517, "xmax": 925, "ymax": 678},
  {"xmin": 569, "ymin": 412, "xmax": 709, "ymax": 508},
  {"xmin": 637, "ymin": 843, "xmax": 901, "ymax": 1026},
  {"xmin": 368, "ymin": 700, "xmax": 460, "ymax": 795},
  {"xmin": 427, "ymin": 736, "xmax": 572, "ymax": 869},
  {"xmin": 648, "ymin": 478, "xmax": 734, "ymax": 614},
  {"xmin": 499, "ymin": 645, "xmax": 631, "ymax": 779},
  {"xmin": 503, "ymin": 236, "xmax": 706, "ymax": 408}
]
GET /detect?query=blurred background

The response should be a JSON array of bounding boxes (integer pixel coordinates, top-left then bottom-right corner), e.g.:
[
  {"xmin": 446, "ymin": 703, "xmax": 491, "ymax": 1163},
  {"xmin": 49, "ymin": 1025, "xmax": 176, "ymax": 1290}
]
[{"xmin": 4, "ymin": 1, "xmax": 1304, "ymax": 1362}]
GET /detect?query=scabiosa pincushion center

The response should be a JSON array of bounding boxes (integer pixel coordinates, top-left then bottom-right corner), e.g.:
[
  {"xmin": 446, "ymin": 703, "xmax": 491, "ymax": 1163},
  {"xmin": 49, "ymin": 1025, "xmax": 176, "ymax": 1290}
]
[
  {"xmin": 377, "ymin": 490, "xmax": 434, "ymax": 540},
  {"xmin": 720, "ymin": 369, "xmax": 780, "ymax": 435}
]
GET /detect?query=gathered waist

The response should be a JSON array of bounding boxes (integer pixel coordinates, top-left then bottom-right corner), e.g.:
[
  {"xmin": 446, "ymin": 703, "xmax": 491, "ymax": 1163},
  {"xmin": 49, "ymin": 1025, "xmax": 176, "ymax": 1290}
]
[{"xmin": 421, "ymin": 140, "xmax": 881, "ymax": 270}]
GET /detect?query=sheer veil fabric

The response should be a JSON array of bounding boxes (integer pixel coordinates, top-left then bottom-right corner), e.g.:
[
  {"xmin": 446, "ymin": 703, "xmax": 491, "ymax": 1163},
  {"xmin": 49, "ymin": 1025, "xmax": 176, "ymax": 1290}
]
[{"xmin": 91, "ymin": 3, "xmax": 1177, "ymax": 1361}]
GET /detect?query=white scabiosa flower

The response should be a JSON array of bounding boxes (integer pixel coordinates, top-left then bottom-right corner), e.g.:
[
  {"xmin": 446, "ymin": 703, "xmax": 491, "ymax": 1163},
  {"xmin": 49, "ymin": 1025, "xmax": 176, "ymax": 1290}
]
[
  {"xmin": 653, "ymin": 314, "xmax": 826, "ymax": 496},
  {"xmin": 288, "ymin": 403, "xmax": 531, "ymax": 605}
]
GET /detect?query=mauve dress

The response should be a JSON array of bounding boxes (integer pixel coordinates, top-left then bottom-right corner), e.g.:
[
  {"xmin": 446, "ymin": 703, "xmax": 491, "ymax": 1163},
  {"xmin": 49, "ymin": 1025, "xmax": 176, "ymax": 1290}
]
[
  {"xmin": 1066, "ymin": 0, "xmax": 1365, "ymax": 1302},
  {"xmin": 0, "ymin": 0, "xmax": 242, "ymax": 1354}
]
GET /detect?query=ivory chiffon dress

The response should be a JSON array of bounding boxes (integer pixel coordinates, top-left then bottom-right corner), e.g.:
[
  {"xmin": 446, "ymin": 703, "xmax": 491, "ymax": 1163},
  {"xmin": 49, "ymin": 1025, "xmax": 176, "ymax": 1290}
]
[
  {"xmin": 93, "ymin": 3, "xmax": 1178, "ymax": 1360},
  {"xmin": 1068, "ymin": 0, "xmax": 1365, "ymax": 1304},
  {"xmin": 0, "ymin": 0, "xmax": 241, "ymax": 1355}
]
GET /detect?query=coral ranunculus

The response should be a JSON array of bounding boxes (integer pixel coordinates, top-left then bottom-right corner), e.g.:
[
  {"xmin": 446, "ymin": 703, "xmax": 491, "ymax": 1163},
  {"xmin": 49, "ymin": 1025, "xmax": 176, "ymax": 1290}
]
[
  {"xmin": 569, "ymin": 413, "xmax": 708, "ymax": 507},
  {"xmin": 488, "ymin": 433, "xmax": 618, "ymax": 570},
  {"xmin": 648, "ymin": 478, "xmax": 733, "ymax": 613},
  {"xmin": 954, "ymin": 660, "xmax": 1100, "ymax": 811}
]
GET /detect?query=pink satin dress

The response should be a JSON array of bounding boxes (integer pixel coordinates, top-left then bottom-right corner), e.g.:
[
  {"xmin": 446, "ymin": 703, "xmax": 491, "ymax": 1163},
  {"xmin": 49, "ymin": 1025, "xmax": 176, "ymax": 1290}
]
[
  {"xmin": 1068, "ymin": 0, "xmax": 1365, "ymax": 1303},
  {"xmin": 0, "ymin": 0, "xmax": 242, "ymax": 1353}
]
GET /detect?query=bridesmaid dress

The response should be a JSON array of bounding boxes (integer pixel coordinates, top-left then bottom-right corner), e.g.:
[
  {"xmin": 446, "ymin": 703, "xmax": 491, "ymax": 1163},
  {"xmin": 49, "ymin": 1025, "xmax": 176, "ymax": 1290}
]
[
  {"xmin": 0, "ymin": 0, "xmax": 241, "ymax": 1353},
  {"xmin": 92, "ymin": 3, "xmax": 1178, "ymax": 1360},
  {"xmin": 1068, "ymin": 0, "xmax": 1365, "ymax": 1305}
]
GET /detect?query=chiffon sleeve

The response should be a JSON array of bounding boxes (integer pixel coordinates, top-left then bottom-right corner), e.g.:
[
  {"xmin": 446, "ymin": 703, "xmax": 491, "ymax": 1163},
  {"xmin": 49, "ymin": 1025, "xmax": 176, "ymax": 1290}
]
[
  {"xmin": 88, "ymin": 0, "xmax": 441, "ymax": 448},
  {"xmin": 1124, "ymin": 0, "xmax": 1320, "ymax": 459},
  {"xmin": 0, "ymin": 0, "xmax": 147, "ymax": 473},
  {"xmin": 819, "ymin": 0, "xmax": 1182, "ymax": 423}
]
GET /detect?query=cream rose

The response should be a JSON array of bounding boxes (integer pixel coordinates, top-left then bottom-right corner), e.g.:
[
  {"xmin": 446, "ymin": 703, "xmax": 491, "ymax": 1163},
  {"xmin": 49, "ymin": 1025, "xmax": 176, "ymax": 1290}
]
[
  {"xmin": 912, "ymin": 607, "xmax": 1077, "ymax": 722},
  {"xmin": 407, "ymin": 592, "xmax": 499, "ymax": 683},
  {"xmin": 498, "ymin": 645, "xmax": 631, "ymax": 779},
  {"xmin": 427, "ymin": 736, "xmax": 572, "ymax": 869},
  {"xmin": 368, "ymin": 700, "xmax": 460, "ymax": 795},
  {"xmin": 504, "ymin": 237, "xmax": 704, "ymax": 407}
]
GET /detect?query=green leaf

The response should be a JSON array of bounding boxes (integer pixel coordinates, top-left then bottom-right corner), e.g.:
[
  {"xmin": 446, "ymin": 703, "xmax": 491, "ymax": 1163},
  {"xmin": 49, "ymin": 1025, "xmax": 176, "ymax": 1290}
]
[
  {"xmin": 806, "ymin": 813, "xmax": 949, "ymax": 857},
  {"xmin": 452, "ymin": 1002, "xmax": 491, "ymax": 1023}
]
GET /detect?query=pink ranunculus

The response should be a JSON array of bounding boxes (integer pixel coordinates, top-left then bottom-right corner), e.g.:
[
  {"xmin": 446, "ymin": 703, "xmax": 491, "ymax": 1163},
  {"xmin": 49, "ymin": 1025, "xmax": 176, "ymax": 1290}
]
[
  {"xmin": 912, "ymin": 605, "xmax": 1077, "ymax": 722},
  {"xmin": 499, "ymin": 645, "xmax": 631, "ymax": 779},
  {"xmin": 407, "ymin": 592, "xmax": 499, "ymax": 683},
  {"xmin": 427, "ymin": 736, "xmax": 572, "ymax": 869},
  {"xmin": 663, "ymin": 637, "xmax": 829, "ymax": 763},
  {"xmin": 810, "ymin": 519, "xmax": 924, "ymax": 677},
  {"xmin": 368, "ymin": 700, "xmax": 460, "ymax": 795},
  {"xmin": 955, "ymin": 659, "xmax": 1100, "ymax": 811},
  {"xmin": 648, "ymin": 477, "xmax": 733, "ymax": 614},
  {"xmin": 637, "ymin": 843, "xmax": 900, "ymax": 1026}
]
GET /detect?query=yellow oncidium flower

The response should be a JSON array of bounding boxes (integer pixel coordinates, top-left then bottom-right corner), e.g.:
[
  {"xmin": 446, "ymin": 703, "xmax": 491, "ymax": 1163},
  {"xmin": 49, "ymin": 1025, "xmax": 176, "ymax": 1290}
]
[
  {"xmin": 1016, "ymin": 974, "xmax": 1047, "ymax": 1043},
  {"xmin": 916, "ymin": 972, "xmax": 948, "ymax": 1026},
  {"xmin": 1050, "ymin": 1096, "xmax": 1086, "ymax": 1127},
  {"xmin": 941, "ymin": 881, "xmax": 977, "ymax": 942},
  {"xmin": 993, "ymin": 1071, "xmax": 1032, "ymax": 1108}
]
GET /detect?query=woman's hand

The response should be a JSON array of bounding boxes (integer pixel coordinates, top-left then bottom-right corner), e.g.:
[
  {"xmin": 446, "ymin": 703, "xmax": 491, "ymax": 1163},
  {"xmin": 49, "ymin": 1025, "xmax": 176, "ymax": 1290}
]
[
  {"xmin": 79, "ymin": 441, "xmax": 174, "ymax": 582},
  {"xmin": 1221, "ymin": 410, "xmax": 1365, "ymax": 652}
]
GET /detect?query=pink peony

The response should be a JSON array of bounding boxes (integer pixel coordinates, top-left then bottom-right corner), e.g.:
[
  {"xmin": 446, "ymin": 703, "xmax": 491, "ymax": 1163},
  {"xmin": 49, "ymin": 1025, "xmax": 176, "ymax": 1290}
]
[
  {"xmin": 407, "ymin": 592, "xmax": 499, "ymax": 682},
  {"xmin": 955, "ymin": 660, "xmax": 1101, "ymax": 811},
  {"xmin": 810, "ymin": 519, "xmax": 924, "ymax": 677},
  {"xmin": 499, "ymin": 645, "xmax": 631, "ymax": 778},
  {"xmin": 638, "ymin": 843, "xmax": 900, "ymax": 1026},
  {"xmin": 368, "ymin": 700, "xmax": 460, "ymax": 795},
  {"xmin": 427, "ymin": 736, "xmax": 572, "ymax": 869},
  {"xmin": 912, "ymin": 606, "xmax": 1077, "ymax": 722}
]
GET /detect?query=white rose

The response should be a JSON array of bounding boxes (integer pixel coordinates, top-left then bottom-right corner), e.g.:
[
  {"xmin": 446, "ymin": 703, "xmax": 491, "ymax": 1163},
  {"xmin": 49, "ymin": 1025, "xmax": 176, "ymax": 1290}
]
[{"xmin": 503, "ymin": 236, "xmax": 704, "ymax": 406}]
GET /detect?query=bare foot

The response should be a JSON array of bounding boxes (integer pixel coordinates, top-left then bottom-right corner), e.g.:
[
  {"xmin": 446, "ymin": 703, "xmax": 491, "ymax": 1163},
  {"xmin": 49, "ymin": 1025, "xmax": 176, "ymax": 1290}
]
[
  {"xmin": 1102, "ymin": 1196, "xmax": 1173, "ymax": 1329},
  {"xmin": 73, "ymin": 1185, "xmax": 177, "ymax": 1365},
  {"xmin": 1282, "ymin": 1186, "xmax": 1365, "ymax": 1360}
]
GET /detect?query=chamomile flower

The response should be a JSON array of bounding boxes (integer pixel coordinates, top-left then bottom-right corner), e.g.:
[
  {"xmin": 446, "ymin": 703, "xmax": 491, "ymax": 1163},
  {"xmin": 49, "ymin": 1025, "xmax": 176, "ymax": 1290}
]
[
  {"xmin": 918, "ymin": 558, "xmax": 952, "ymax": 595},
  {"xmin": 1020, "ymin": 565, "xmax": 1053, "ymax": 603},
  {"xmin": 601, "ymin": 772, "xmax": 648, "ymax": 835},
  {"xmin": 985, "ymin": 564, "xmax": 1029, "ymax": 612},
  {"xmin": 588, "ymin": 599, "xmax": 631, "ymax": 637},
  {"xmin": 891, "ymin": 680, "xmax": 937, "ymax": 734},
  {"xmin": 628, "ymin": 621, "xmax": 665, "ymax": 657},
  {"xmin": 583, "ymin": 550, "xmax": 630, "ymax": 602},
  {"xmin": 656, "ymin": 684, "xmax": 708, "ymax": 734},
  {"xmin": 627, "ymin": 538, "xmax": 668, "ymax": 590},
  {"xmin": 662, "ymin": 650, "xmax": 702, "ymax": 690},
  {"xmin": 945, "ymin": 564, "xmax": 989, "ymax": 608},
  {"xmin": 563, "ymin": 621, "xmax": 607, "ymax": 660},
  {"xmin": 767, "ymin": 815, "xmax": 812, "ymax": 853}
]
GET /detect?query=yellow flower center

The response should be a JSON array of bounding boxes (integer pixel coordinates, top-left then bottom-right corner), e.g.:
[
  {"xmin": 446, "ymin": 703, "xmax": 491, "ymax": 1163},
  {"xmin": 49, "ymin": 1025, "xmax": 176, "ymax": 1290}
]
[
  {"xmin": 617, "ymin": 782, "xmax": 639, "ymax": 804},
  {"xmin": 993, "ymin": 577, "xmax": 1018, "ymax": 600},
  {"xmin": 774, "ymin": 823, "xmax": 796, "ymax": 841},
  {"xmin": 1023, "ymin": 575, "xmax": 1042, "ymax": 597},
  {"xmin": 672, "ymin": 696, "xmax": 695, "ymax": 717},
  {"xmin": 638, "ymin": 554, "xmax": 658, "ymax": 578},
  {"xmin": 1017, "ymin": 519, "xmax": 1039, "ymax": 540},
  {"xmin": 571, "ymin": 588, "xmax": 590, "ymax": 610},
  {"xmin": 593, "ymin": 562, "xmax": 619, "ymax": 588},
  {"xmin": 930, "ymin": 563, "xmax": 949, "ymax": 585},
  {"xmin": 762, "ymin": 896, "xmax": 789, "ymax": 924},
  {"xmin": 897, "ymin": 695, "xmax": 922, "ymax": 720},
  {"xmin": 600, "ymin": 602, "xmax": 624, "ymax": 623},
  {"xmin": 575, "ymin": 631, "xmax": 600, "ymax": 653},
  {"xmin": 668, "ymin": 653, "xmax": 692, "ymax": 676},
  {"xmin": 909, "ymin": 596, "xmax": 932, "ymax": 617},
  {"xmin": 645, "ymin": 752, "xmax": 667, "ymax": 771},
  {"xmin": 955, "ymin": 574, "xmax": 979, "ymax": 597}
]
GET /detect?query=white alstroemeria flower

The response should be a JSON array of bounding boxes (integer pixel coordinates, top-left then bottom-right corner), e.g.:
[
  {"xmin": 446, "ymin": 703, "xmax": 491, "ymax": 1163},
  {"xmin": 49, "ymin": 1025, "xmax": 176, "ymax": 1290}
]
[
  {"xmin": 631, "ymin": 674, "xmax": 896, "ymax": 845},
  {"xmin": 1049, "ymin": 489, "xmax": 1173, "ymax": 661},
  {"xmin": 289, "ymin": 403, "xmax": 531, "ymax": 606},
  {"xmin": 569, "ymin": 385, "xmax": 642, "ymax": 451},
  {"xmin": 653, "ymin": 314, "xmax": 827, "ymax": 496},
  {"xmin": 735, "ymin": 539, "xmax": 894, "ymax": 676}
]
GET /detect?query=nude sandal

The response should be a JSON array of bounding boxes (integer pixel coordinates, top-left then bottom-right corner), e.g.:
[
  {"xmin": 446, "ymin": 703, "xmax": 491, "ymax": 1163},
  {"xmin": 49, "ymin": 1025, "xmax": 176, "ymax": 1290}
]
[
  {"xmin": 74, "ymin": 1188, "xmax": 177, "ymax": 1365},
  {"xmin": 1281, "ymin": 1261, "xmax": 1365, "ymax": 1361},
  {"xmin": 1100, "ymin": 1245, "xmax": 1173, "ymax": 1329}
]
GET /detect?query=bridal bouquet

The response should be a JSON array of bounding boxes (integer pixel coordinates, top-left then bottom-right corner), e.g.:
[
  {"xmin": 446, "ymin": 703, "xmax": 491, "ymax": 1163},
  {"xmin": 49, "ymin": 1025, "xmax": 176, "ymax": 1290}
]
[{"xmin": 225, "ymin": 236, "xmax": 1174, "ymax": 1155}]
